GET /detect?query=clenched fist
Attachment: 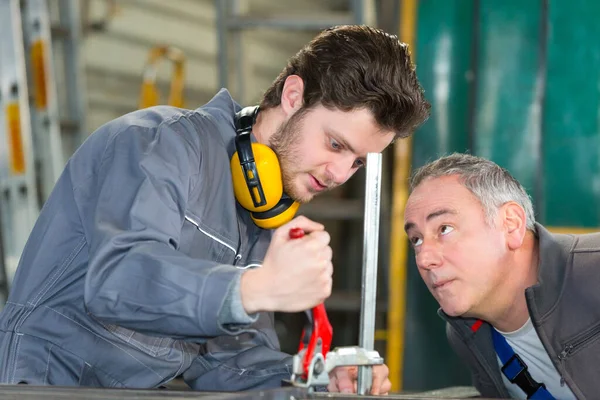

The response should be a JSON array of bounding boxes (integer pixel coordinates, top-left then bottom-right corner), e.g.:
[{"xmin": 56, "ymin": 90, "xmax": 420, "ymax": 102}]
[{"xmin": 240, "ymin": 216, "xmax": 333, "ymax": 313}]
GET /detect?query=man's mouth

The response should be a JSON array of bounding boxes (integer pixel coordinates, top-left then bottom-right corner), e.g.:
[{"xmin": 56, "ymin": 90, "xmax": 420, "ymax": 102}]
[
  {"xmin": 432, "ymin": 279, "xmax": 455, "ymax": 289},
  {"xmin": 309, "ymin": 175, "xmax": 328, "ymax": 192}
]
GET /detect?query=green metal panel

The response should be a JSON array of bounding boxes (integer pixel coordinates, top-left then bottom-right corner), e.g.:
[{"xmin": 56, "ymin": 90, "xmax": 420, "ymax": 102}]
[
  {"xmin": 412, "ymin": 2, "xmax": 472, "ymax": 164},
  {"xmin": 473, "ymin": 0, "xmax": 543, "ymax": 202},
  {"xmin": 542, "ymin": 0, "xmax": 600, "ymax": 227},
  {"xmin": 403, "ymin": 0, "xmax": 474, "ymax": 391},
  {"xmin": 405, "ymin": 0, "xmax": 600, "ymax": 393}
]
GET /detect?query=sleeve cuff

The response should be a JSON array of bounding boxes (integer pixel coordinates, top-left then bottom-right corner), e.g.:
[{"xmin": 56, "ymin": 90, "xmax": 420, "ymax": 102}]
[{"xmin": 218, "ymin": 270, "xmax": 259, "ymax": 331}]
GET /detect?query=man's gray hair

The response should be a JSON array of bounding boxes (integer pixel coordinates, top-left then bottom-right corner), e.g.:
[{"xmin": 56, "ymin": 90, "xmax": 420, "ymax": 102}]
[{"xmin": 410, "ymin": 153, "xmax": 536, "ymax": 232}]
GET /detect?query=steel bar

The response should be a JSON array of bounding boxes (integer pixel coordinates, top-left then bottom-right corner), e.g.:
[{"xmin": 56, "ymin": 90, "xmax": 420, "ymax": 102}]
[{"xmin": 357, "ymin": 152, "xmax": 382, "ymax": 395}]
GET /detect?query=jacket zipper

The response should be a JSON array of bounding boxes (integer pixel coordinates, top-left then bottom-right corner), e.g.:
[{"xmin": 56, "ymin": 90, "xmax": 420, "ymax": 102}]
[
  {"xmin": 557, "ymin": 323, "xmax": 600, "ymax": 386},
  {"xmin": 184, "ymin": 215, "xmax": 242, "ymax": 264}
]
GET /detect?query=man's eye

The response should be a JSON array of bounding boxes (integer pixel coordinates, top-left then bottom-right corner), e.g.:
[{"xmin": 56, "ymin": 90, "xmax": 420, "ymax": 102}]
[
  {"xmin": 410, "ymin": 237, "xmax": 423, "ymax": 247},
  {"xmin": 353, "ymin": 159, "xmax": 365, "ymax": 168},
  {"xmin": 440, "ymin": 225, "xmax": 454, "ymax": 235},
  {"xmin": 330, "ymin": 139, "xmax": 341, "ymax": 150}
]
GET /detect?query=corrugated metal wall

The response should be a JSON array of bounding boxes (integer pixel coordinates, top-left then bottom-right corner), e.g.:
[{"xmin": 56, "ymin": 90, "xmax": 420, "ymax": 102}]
[{"xmin": 81, "ymin": 0, "xmax": 326, "ymax": 134}]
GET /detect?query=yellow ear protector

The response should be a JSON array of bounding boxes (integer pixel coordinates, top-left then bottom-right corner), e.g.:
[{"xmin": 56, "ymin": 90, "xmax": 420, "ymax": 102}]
[{"xmin": 230, "ymin": 106, "xmax": 300, "ymax": 229}]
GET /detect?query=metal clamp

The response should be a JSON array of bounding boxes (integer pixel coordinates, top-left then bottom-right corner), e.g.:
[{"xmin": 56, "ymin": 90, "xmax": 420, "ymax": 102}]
[{"xmin": 290, "ymin": 346, "xmax": 384, "ymax": 389}]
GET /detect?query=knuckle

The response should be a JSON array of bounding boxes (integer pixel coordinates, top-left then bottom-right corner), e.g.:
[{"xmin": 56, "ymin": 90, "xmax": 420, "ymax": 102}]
[
  {"xmin": 313, "ymin": 230, "xmax": 329, "ymax": 243},
  {"xmin": 295, "ymin": 215, "xmax": 310, "ymax": 224},
  {"xmin": 314, "ymin": 231, "xmax": 330, "ymax": 245},
  {"xmin": 325, "ymin": 246, "xmax": 333, "ymax": 260},
  {"xmin": 308, "ymin": 231, "xmax": 322, "ymax": 241}
]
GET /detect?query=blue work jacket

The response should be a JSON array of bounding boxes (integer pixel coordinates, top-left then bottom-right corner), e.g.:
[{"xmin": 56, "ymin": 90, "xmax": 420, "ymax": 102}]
[{"xmin": 0, "ymin": 89, "xmax": 292, "ymax": 390}]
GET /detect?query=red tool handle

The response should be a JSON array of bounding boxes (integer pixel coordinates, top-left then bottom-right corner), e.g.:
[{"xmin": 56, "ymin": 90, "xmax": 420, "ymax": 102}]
[
  {"xmin": 289, "ymin": 227, "xmax": 305, "ymax": 239},
  {"xmin": 289, "ymin": 228, "xmax": 333, "ymax": 379}
]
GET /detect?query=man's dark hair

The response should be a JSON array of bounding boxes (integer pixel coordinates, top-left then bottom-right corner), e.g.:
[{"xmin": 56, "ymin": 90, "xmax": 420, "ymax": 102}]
[{"xmin": 260, "ymin": 25, "xmax": 431, "ymax": 138}]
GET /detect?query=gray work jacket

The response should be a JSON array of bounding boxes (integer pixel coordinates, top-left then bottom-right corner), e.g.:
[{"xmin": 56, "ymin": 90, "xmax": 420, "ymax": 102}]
[
  {"xmin": 0, "ymin": 89, "xmax": 292, "ymax": 390},
  {"xmin": 443, "ymin": 223, "xmax": 600, "ymax": 399}
]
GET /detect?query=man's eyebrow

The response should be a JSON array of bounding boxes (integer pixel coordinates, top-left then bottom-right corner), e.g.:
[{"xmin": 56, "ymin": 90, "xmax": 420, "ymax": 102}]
[
  {"xmin": 404, "ymin": 208, "xmax": 458, "ymax": 233},
  {"xmin": 328, "ymin": 128, "xmax": 357, "ymax": 154}
]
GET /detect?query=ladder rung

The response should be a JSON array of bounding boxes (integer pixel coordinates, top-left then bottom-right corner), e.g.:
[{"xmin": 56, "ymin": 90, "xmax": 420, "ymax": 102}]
[
  {"xmin": 299, "ymin": 198, "xmax": 363, "ymax": 220},
  {"xmin": 59, "ymin": 119, "xmax": 79, "ymax": 133},
  {"xmin": 226, "ymin": 14, "xmax": 357, "ymax": 31},
  {"xmin": 50, "ymin": 25, "xmax": 70, "ymax": 39},
  {"xmin": 0, "ymin": 177, "xmax": 29, "ymax": 190},
  {"xmin": 325, "ymin": 291, "xmax": 388, "ymax": 312}
]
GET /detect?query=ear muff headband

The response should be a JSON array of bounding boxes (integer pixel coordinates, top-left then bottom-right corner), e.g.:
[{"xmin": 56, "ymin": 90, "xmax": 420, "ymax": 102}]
[
  {"xmin": 230, "ymin": 106, "xmax": 284, "ymax": 213},
  {"xmin": 233, "ymin": 130, "xmax": 269, "ymax": 208}
]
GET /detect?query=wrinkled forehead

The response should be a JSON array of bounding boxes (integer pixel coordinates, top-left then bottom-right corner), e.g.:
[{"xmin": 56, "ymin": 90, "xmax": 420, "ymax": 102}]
[{"xmin": 406, "ymin": 176, "xmax": 480, "ymax": 214}]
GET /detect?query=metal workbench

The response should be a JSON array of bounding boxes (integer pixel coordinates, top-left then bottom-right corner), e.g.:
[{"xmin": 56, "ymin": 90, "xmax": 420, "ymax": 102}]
[{"xmin": 0, "ymin": 385, "xmax": 482, "ymax": 400}]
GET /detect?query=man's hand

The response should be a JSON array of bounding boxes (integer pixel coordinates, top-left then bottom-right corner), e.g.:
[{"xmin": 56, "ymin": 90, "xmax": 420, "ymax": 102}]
[
  {"xmin": 327, "ymin": 364, "xmax": 391, "ymax": 395},
  {"xmin": 240, "ymin": 216, "xmax": 333, "ymax": 313}
]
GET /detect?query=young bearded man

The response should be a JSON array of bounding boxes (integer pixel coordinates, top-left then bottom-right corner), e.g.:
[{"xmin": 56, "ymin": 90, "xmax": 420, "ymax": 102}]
[{"xmin": 0, "ymin": 25, "xmax": 430, "ymax": 393}]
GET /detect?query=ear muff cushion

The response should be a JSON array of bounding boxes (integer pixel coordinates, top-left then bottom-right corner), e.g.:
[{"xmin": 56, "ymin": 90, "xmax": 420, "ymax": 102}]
[
  {"xmin": 250, "ymin": 198, "xmax": 300, "ymax": 230},
  {"xmin": 231, "ymin": 143, "xmax": 284, "ymax": 213}
]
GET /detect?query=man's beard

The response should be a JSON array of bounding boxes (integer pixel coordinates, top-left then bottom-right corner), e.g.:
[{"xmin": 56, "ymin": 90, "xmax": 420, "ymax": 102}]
[{"xmin": 268, "ymin": 109, "xmax": 310, "ymax": 203}]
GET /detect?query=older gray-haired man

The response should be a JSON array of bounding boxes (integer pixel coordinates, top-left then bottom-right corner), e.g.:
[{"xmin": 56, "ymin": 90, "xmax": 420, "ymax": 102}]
[{"xmin": 404, "ymin": 153, "xmax": 597, "ymax": 399}]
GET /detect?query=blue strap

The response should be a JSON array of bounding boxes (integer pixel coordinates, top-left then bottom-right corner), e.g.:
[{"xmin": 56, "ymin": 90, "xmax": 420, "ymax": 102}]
[
  {"xmin": 492, "ymin": 329, "xmax": 556, "ymax": 400},
  {"xmin": 492, "ymin": 328, "xmax": 517, "ymax": 364}
]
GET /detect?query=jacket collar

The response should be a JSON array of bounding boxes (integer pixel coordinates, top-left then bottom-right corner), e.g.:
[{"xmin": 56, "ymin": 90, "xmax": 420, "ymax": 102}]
[
  {"xmin": 197, "ymin": 88, "xmax": 244, "ymax": 158},
  {"xmin": 526, "ymin": 223, "xmax": 575, "ymax": 318}
]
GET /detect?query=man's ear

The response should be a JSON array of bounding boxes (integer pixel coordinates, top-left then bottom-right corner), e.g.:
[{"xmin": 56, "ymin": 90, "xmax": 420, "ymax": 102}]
[
  {"xmin": 280, "ymin": 75, "xmax": 304, "ymax": 117},
  {"xmin": 502, "ymin": 202, "xmax": 527, "ymax": 250}
]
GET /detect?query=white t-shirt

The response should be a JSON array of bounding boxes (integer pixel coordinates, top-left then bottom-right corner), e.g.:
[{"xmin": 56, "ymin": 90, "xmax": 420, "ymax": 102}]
[{"xmin": 496, "ymin": 318, "xmax": 576, "ymax": 399}]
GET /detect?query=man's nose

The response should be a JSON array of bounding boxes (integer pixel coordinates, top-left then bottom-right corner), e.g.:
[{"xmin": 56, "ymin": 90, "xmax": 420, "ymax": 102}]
[
  {"xmin": 326, "ymin": 156, "xmax": 356, "ymax": 185},
  {"xmin": 416, "ymin": 240, "xmax": 443, "ymax": 271}
]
